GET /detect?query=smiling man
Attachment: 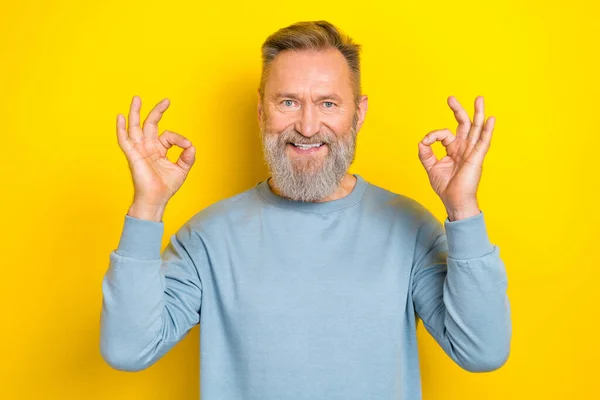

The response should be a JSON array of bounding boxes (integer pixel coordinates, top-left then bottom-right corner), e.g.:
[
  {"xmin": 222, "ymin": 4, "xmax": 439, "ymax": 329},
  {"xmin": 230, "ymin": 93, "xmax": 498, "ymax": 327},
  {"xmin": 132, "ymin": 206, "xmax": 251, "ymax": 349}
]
[
  {"xmin": 100, "ymin": 20, "xmax": 512, "ymax": 400},
  {"xmin": 259, "ymin": 44, "xmax": 363, "ymax": 202}
]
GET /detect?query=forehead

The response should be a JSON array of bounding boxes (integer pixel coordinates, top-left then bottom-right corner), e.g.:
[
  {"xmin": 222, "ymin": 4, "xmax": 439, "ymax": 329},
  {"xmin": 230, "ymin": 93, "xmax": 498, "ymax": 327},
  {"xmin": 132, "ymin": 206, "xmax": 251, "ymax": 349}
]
[{"xmin": 264, "ymin": 48, "xmax": 353, "ymax": 99}]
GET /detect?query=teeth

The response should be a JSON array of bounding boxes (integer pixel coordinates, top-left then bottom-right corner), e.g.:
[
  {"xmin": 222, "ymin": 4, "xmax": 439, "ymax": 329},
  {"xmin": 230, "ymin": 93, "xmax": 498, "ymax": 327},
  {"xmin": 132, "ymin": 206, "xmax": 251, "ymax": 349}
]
[{"xmin": 293, "ymin": 143, "xmax": 323, "ymax": 149}]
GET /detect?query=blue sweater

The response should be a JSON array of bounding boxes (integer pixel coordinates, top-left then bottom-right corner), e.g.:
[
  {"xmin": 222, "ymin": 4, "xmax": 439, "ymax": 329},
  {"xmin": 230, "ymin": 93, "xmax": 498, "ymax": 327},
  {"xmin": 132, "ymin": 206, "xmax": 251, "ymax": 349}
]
[{"xmin": 100, "ymin": 174, "xmax": 511, "ymax": 399}]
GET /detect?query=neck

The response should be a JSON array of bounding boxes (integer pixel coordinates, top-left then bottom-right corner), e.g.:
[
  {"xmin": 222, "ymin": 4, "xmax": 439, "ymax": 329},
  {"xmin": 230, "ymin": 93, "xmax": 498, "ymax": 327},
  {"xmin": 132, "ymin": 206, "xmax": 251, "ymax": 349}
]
[{"xmin": 268, "ymin": 173, "xmax": 357, "ymax": 203}]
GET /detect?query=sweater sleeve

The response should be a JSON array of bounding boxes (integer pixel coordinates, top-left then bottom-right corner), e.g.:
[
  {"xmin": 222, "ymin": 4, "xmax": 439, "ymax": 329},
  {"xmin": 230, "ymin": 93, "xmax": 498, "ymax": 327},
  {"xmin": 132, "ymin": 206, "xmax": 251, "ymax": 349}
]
[
  {"xmin": 411, "ymin": 209, "xmax": 512, "ymax": 372},
  {"xmin": 99, "ymin": 214, "xmax": 203, "ymax": 372}
]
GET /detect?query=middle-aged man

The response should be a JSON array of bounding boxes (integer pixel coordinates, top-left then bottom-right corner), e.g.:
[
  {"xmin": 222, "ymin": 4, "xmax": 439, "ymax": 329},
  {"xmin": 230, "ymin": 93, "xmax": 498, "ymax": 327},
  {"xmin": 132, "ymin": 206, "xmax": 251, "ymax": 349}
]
[{"xmin": 100, "ymin": 20, "xmax": 512, "ymax": 400}]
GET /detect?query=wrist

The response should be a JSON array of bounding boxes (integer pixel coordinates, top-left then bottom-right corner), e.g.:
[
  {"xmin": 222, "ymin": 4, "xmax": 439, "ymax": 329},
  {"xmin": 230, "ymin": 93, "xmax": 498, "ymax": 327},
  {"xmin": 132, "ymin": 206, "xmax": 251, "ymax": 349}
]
[
  {"xmin": 447, "ymin": 208, "xmax": 481, "ymax": 222},
  {"xmin": 127, "ymin": 202, "xmax": 166, "ymax": 222},
  {"xmin": 445, "ymin": 200, "xmax": 480, "ymax": 222}
]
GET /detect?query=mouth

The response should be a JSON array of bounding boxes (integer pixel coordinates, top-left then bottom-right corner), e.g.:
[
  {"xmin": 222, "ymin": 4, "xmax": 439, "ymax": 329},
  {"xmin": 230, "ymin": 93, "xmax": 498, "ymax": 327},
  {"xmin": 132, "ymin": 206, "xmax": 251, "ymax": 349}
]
[{"xmin": 287, "ymin": 142, "xmax": 327, "ymax": 154}]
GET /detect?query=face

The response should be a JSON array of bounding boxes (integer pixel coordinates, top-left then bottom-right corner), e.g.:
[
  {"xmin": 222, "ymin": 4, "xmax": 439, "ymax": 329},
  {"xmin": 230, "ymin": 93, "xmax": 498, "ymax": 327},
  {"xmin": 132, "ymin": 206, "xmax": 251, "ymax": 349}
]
[{"xmin": 258, "ymin": 47, "xmax": 368, "ymax": 202}]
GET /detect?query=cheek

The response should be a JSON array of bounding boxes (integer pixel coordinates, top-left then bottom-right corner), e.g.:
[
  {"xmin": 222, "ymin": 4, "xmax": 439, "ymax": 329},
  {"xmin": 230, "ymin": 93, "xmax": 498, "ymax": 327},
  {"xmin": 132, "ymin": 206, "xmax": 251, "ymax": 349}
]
[
  {"xmin": 322, "ymin": 114, "xmax": 354, "ymax": 136},
  {"xmin": 264, "ymin": 111, "xmax": 295, "ymax": 132}
]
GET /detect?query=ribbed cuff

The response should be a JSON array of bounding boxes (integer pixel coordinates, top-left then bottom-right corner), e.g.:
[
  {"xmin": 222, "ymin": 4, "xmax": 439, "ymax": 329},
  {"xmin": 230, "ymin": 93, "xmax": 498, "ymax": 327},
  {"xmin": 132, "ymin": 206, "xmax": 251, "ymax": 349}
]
[
  {"xmin": 444, "ymin": 211, "xmax": 494, "ymax": 259},
  {"xmin": 115, "ymin": 214, "xmax": 164, "ymax": 260}
]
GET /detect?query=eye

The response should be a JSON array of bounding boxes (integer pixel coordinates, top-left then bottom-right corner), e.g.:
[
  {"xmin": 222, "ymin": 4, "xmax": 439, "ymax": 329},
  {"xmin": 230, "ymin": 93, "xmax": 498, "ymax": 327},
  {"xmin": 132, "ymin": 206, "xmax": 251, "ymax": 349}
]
[
  {"xmin": 323, "ymin": 101, "xmax": 336, "ymax": 108},
  {"xmin": 282, "ymin": 100, "xmax": 296, "ymax": 107}
]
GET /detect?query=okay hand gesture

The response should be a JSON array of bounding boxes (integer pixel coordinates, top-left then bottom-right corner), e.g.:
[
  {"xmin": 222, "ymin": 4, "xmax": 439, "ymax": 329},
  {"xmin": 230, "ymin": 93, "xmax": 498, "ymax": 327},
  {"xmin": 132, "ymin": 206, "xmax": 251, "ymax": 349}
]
[
  {"xmin": 116, "ymin": 96, "xmax": 196, "ymax": 209},
  {"xmin": 417, "ymin": 96, "xmax": 496, "ymax": 221}
]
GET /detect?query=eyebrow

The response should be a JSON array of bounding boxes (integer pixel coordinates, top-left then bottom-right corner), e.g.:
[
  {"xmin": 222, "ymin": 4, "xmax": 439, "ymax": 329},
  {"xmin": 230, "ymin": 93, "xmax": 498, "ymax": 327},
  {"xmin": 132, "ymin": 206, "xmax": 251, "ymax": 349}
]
[{"xmin": 273, "ymin": 92, "xmax": 344, "ymax": 103}]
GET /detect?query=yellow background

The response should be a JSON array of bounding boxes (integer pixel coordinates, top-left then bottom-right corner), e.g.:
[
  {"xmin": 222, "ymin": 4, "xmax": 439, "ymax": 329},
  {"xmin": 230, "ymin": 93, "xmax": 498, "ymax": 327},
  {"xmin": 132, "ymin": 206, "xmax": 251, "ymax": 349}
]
[{"xmin": 1, "ymin": 0, "xmax": 598, "ymax": 398}]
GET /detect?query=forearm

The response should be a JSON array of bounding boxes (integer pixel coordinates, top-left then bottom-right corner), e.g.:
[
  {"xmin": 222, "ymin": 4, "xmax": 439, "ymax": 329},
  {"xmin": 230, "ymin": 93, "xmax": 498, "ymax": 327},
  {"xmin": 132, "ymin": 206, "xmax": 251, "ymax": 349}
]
[
  {"xmin": 99, "ymin": 215, "xmax": 171, "ymax": 371},
  {"xmin": 100, "ymin": 253, "xmax": 174, "ymax": 371},
  {"xmin": 414, "ymin": 211, "xmax": 512, "ymax": 372},
  {"xmin": 441, "ymin": 247, "xmax": 511, "ymax": 372},
  {"xmin": 441, "ymin": 212, "xmax": 511, "ymax": 371}
]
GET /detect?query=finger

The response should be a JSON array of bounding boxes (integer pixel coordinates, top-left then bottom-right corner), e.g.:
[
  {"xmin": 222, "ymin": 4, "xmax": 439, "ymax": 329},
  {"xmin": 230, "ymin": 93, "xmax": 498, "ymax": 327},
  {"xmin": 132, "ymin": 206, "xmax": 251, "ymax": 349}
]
[
  {"xmin": 143, "ymin": 98, "xmax": 170, "ymax": 138},
  {"xmin": 116, "ymin": 114, "xmax": 133, "ymax": 152},
  {"xmin": 468, "ymin": 116, "xmax": 495, "ymax": 166},
  {"xmin": 466, "ymin": 96, "xmax": 485, "ymax": 146},
  {"xmin": 448, "ymin": 96, "xmax": 471, "ymax": 140},
  {"xmin": 128, "ymin": 96, "xmax": 143, "ymax": 142},
  {"xmin": 421, "ymin": 128, "xmax": 457, "ymax": 148},
  {"xmin": 158, "ymin": 130, "xmax": 196, "ymax": 171},
  {"xmin": 158, "ymin": 130, "xmax": 192, "ymax": 150},
  {"xmin": 419, "ymin": 129, "xmax": 457, "ymax": 173}
]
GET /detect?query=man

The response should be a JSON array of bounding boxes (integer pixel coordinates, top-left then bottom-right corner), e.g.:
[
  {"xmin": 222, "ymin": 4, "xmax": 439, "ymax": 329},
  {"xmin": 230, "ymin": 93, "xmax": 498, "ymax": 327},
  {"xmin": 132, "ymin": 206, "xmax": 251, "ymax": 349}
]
[{"xmin": 100, "ymin": 20, "xmax": 511, "ymax": 400}]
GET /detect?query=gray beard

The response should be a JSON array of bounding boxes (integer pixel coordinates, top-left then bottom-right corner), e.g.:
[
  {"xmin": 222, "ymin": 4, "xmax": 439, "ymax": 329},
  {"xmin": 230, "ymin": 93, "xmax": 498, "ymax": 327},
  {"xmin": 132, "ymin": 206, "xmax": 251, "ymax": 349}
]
[{"xmin": 260, "ymin": 116, "xmax": 358, "ymax": 202}]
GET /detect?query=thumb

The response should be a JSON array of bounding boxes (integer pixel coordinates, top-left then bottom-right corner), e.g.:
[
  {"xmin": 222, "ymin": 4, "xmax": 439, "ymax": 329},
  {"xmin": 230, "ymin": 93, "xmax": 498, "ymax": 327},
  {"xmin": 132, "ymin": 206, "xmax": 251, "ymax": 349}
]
[
  {"xmin": 177, "ymin": 145, "xmax": 196, "ymax": 172},
  {"xmin": 418, "ymin": 141, "xmax": 438, "ymax": 173}
]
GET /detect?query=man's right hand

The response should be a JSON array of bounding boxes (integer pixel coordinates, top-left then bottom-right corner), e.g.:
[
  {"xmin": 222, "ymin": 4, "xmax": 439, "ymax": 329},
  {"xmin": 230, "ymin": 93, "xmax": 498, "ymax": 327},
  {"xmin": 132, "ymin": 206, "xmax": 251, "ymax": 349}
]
[{"xmin": 116, "ymin": 96, "xmax": 196, "ymax": 222}]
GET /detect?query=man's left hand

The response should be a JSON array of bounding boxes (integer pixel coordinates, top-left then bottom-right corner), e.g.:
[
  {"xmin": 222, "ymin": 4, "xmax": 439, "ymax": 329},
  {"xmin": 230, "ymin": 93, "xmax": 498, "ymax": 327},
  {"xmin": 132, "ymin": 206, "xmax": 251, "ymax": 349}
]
[{"xmin": 417, "ymin": 96, "xmax": 496, "ymax": 221}]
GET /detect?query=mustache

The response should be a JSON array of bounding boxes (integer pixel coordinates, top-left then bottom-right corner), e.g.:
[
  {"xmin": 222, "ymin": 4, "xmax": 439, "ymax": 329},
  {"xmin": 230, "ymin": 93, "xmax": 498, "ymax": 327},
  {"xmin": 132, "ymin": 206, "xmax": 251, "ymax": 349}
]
[{"xmin": 273, "ymin": 127, "xmax": 337, "ymax": 146}]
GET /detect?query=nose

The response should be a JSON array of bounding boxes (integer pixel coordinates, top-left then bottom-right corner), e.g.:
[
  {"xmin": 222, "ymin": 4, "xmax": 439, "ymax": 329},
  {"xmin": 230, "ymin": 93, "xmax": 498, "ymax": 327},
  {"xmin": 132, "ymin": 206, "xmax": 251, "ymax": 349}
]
[{"xmin": 295, "ymin": 103, "xmax": 320, "ymax": 137}]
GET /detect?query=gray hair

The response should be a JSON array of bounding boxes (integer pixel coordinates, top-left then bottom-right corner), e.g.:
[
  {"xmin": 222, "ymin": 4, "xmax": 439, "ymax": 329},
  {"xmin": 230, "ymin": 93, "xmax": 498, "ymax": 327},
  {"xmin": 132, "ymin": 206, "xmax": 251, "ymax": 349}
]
[{"xmin": 259, "ymin": 20, "xmax": 362, "ymax": 107}]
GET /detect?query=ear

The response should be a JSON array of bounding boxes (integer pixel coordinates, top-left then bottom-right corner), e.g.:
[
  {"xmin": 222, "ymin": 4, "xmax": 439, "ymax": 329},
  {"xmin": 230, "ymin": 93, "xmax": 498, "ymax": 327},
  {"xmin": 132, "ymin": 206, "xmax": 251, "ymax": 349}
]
[
  {"xmin": 355, "ymin": 95, "xmax": 369, "ymax": 131},
  {"xmin": 257, "ymin": 88, "xmax": 263, "ymax": 124}
]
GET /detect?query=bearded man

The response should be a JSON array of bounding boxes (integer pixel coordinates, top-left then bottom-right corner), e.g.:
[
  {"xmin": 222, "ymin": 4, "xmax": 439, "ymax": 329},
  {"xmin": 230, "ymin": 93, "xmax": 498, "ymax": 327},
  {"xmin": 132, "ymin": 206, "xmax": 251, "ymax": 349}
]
[{"xmin": 100, "ymin": 20, "xmax": 512, "ymax": 400}]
